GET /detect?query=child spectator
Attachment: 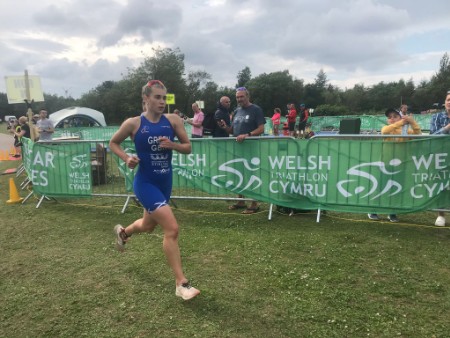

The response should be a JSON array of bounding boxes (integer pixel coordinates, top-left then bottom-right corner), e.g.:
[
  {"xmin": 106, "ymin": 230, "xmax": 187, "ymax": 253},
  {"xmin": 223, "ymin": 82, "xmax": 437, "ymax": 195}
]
[
  {"xmin": 304, "ymin": 123, "xmax": 315, "ymax": 139},
  {"xmin": 271, "ymin": 108, "xmax": 281, "ymax": 136},
  {"xmin": 368, "ymin": 108, "xmax": 422, "ymax": 222}
]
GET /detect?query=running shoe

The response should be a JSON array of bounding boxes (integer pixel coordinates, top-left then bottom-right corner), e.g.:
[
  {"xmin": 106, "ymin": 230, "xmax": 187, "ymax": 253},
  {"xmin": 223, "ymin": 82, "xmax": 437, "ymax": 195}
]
[
  {"xmin": 435, "ymin": 216, "xmax": 446, "ymax": 227},
  {"xmin": 367, "ymin": 214, "xmax": 380, "ymax": 220},
  {"xmin": 175, "ymin": 282, "xmax": 200, "ymax": 300},
  {"xmin": 114, "ymin": 224, "xmax": 128, "ymax": 252},
  {"xmin": 387, "ymin": 215, "xmax": 399, "ymax": 223}
]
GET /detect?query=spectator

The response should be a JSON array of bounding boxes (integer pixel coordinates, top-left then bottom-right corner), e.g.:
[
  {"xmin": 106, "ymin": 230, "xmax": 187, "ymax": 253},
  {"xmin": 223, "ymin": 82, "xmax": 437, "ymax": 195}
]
[
  {"xmin": 6, "ymin": 117, "xmax": 16, "ymax": 130},
  {"xmin": 304, "ymin": 122, "xmax": 315, "ymax": 139},
  {"xmin": 368, "ymin": 108, "xmax": 422, "ymax": 222},
  {"xmin": 430, "ymin": 92, "xmax": 450, "ymax": 135},
  {"xmin": 399, "ymin": 104, "xmax": 408, "ymax": 116},
  {"xmin": 219, "ymin": 87, "xmax": 266, "ymax": 214},
  {"xmin": 16, "ymin": 116, "xmax": 31, "ymax": 138},
  {"xmin": 213, "ymin": 96, "xmax": 231, "ymax": 138},
  {"xmin": 9, "ymin": 119, "xmax": 21, "ymax": 157},
  {"xmin": 109, "ymin": 80, "xmax": 200, "ymax": 300},
  {"xmin": 429, "ymin": 91, "xmax": 450, "ymax": 226},
  {"xmin": 36, "ymin": 110, "xmax": 54, "ymax": 141},
  {"xmin": 298, "ymin": 104, "xmax": 309, "ymax": 138},
  {"xmin": 286, "ymin": 103, "xmax": 297, "ymax": 137},
  {"xmin": 186, "ymin": 102, "xmax": 204, "ymax": 138},
  {"xmin": 32, "ymin": 114, "xmax": 39, "ymax": 124},
  {"xmin": 271, "ymin": 108, "xmax": 281, "ymax": 136}
]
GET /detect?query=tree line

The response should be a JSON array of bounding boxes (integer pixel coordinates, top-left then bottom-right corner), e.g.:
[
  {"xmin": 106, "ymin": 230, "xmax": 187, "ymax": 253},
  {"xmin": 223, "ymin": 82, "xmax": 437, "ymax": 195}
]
[{"xmin": 1, "ymin": 48, "xmax": 449, "ymax": 125}]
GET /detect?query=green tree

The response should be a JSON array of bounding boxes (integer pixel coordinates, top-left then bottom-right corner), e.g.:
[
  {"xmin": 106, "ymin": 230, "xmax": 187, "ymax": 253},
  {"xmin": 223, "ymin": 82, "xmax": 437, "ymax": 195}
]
[
  {"xmin": 427, "ymin": 52, "xmax": 450, "ymax": 104},
  {"xmin": 236, "ymin": 67, "xmax": 252, "ymax": 88},
  {"xmin": 314, "ymin": 104, "xmax": 348, "ymax": 116},
  {"xmin": 342, "ymin": 84, "xmax": 369, "ymax": 113},
  {"xmin": 41, "ymin": 93, "xmax": 78, "ymax": 113},
  {"xmin": 412, "ymin": 80, "xmax": 434, "ymax": 112},
  {"xmin": 315, "ymin": 69, "xmax": 328, "ymax": 90},
  {"xmin": 200, "ymin": 81, "xmax": 219, "ymax": 114},
  {"xmin": 125, "ymin": 47, "xmax": 188, "ymax": 115},
  {"xmin": 246, "ymin": 70, "xmax": 300, "ymax": 115},
  {"xmin": 302, "ymin": 69, "xmax": 329, "ymax": 108},
  {"xmin": 184, "ymin": 70, "xmax": 212, "ymax": 115}
]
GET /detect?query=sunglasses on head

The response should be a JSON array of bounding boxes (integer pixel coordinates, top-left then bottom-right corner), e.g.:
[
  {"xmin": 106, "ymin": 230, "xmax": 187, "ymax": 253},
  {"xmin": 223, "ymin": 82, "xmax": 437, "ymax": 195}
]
[
  {"xmin": 147, "ymin": 80, "xmax": 163, "ymax": 87},
  {"xmin": 236, "ymin": 87, "xmax": 247, "ymax": 92}
]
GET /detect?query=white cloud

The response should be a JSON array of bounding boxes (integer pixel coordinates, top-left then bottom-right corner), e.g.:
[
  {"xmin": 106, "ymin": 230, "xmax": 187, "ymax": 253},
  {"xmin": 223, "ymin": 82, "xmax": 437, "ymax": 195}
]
[{"xmin": 0, "ymin": 0, "xmax": 449, "ymax": 99}]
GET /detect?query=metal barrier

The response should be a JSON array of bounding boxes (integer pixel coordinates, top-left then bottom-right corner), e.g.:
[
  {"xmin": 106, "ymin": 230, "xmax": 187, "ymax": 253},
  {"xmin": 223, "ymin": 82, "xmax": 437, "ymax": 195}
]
[
  {"xmin": 307, "ymin": 114, "xmax": 433, "ymax": 133},
  {"xmin": 307, "ymin": 134, "xmax": 450, "ymax": 221},
  {"xmin": 18, "ymin": 135, "xmax": 449, "ymax": 223}
]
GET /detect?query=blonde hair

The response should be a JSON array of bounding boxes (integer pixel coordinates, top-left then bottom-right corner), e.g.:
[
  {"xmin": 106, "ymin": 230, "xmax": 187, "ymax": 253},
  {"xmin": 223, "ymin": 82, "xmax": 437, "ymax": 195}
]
[
  {"xmin": 142, "ymin": 80, "xmax": 166, "ymax": 96},
  {"xmin": 19, "ymin": 116, "xmax": 28, "ymax": 124}
]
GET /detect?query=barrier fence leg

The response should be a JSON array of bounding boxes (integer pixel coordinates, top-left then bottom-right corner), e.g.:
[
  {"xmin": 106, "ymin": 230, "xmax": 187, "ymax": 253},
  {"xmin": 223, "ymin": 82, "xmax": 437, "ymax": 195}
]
[
  {"xmin": 35, "ymin": 195, "xmax": 54, "ymax": 208},
  {"xmin": 20, "ymin": 178, "xmax": 31, "ymax": 189},
  {"xmin": 268, "ymin": 203, "xmax": 273, "ymax": 220},
  {"xmin": 22, "ymin": 190, "xmax": 34, "ymax": 204},
  {"xmin": 316, "ymin": 209, "xmax": 321, "ymax": 223},
  {"xmin": 16, "ymin": 165, "xmax": 25, "ymax": 177},
  {"xmin": 36, "ymin": 195, "xmax": 46, "ymax": 208},
  {"xmin": 121, "ymin": 195, "xmax": 132, "ymax": 214}
]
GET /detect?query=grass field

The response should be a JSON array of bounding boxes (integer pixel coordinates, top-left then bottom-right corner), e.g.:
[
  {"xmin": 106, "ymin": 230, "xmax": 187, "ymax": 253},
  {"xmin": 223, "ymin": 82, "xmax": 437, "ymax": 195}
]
[{"xmin": 1, "ymin": 155, "xmax": 449, "ymax": 337}]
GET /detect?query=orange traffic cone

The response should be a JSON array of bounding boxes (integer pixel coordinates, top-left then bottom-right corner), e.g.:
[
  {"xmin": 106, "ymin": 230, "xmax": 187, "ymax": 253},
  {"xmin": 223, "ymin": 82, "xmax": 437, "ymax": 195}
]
[
  {"xmin": 0, "ymin": 150, "xmax": 7, "ymax": 161},
  {"xmin": 6, "ymin": 177, "xmax": 24, "ymax": 204}
]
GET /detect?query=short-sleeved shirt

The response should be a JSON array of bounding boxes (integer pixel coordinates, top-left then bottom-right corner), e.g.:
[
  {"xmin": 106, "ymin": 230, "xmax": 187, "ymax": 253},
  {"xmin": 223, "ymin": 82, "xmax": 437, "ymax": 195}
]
[
  {"xmin": 232, "ymin": 104, "xmax": 266, "ymax": 136},
  {"xmin": 271, "ymin": 112, "xmax": 281, "ymax": 125},
  {"xmin": 430, "ymin": 111, "xmax": 450, "ymax": 134},
  {"xmin": 287, "ymin": 109, "xmax": 297, "ymax": 123},
  {"xmin": 37, "ymin": 118, "xmax": 54, "ymax": 140},
  {"xmin": 191, "ymin": 111, "xmax": 204, "ymax": 137},
  {"xmin": 20, "ymin": 124, "xmax": 31, "ymax": 139}
]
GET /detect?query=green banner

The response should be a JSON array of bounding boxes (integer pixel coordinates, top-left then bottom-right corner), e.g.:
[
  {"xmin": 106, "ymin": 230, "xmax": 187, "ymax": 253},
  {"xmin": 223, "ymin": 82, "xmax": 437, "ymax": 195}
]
[
  {"xmin": 25, "ymin": 140, "xmax": 92, "ymax": 196},
  {"xmin": 112, "ymin": 140, "xmax": 137, "ymax": 192},
  {"xmin": 23, "ymin": 136, "xmax": 449, "ymax": 214},
  {"xmin": 21, "ymin": 138, "xmax": 34, "ymax": 178},
  {"xmin": 308, "ymin": 114, "xmax": 432, "ymax": 133},
  {"xmin": 170, "ymin": 137, "xmax": 449, "ymax": 214}
]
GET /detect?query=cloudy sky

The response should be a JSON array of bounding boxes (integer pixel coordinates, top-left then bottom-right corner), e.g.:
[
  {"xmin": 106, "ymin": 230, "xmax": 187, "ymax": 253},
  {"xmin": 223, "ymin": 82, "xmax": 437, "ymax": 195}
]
[{"xmin": 1, "ymin": 0, "xmax": 449, "ymax": 99}]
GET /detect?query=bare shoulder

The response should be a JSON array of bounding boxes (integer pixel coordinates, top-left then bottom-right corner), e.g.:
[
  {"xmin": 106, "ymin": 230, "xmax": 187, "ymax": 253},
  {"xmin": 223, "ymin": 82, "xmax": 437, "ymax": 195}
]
[
  {"xmin": 119, "ymin": 116, "xmax": 140, "ymax": 131},
  {"xmin": 164, "ymin": 113, "xmax": 178, "ymax": 123},
  {"xmin": 111, "ymin": 116, "xmax": 141, "ymax": 141},
  {"xmin": 123, "ymin": 116, "xmax": 141, "ymax": 126},
  {"xmin": 165, "ymin": 114, "xmax": 183, "ymax": 128}
]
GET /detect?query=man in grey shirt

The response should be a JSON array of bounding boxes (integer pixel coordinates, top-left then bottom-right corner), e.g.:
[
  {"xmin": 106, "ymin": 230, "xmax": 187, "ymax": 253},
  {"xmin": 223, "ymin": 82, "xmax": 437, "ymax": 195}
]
[
  {"xmin": 218, "ymin": 87, "xmax": 266, "ymax": 214},
  {"xmin": 36, "ymin": 110, "xmax": 54, "ymax": 141}
]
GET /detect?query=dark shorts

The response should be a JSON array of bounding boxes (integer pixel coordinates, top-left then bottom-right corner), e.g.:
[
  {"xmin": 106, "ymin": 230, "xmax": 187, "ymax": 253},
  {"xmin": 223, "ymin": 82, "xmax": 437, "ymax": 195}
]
[
  {"xmin": 288, "ymin": 122, "xmax": 296, "ymax": 131},
  {"xmin": 298, "ymin": 121, "xmax": 307, "ymax": 131}
]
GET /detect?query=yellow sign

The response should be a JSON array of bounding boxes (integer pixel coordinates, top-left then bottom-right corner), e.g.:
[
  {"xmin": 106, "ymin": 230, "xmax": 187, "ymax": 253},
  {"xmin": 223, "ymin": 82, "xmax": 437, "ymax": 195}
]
[
  {"xmin": 166, "ymin": 93, "xmax": 175, "ymax": 105},
  {"xmin": 5, "ymin": 75, "xmax": 45, "ymax": 104}
]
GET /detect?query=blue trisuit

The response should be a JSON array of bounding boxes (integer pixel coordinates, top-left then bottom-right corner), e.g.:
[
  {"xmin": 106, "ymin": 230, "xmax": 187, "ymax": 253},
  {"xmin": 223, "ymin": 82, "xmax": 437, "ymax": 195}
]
[{"xmin": 133, "ymin": 115, "xmax": 174, "ymax": 213}]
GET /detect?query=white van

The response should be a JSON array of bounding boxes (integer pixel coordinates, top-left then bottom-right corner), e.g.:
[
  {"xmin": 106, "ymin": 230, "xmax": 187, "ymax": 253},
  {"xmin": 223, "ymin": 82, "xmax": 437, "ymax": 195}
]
[
  {"xmin": 4, "ymin": 115, "xmax": 17, "ymax": 123},
  {"xmin": 4, "ymin": 115, "xmax": 17, "ymax": 129}
]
